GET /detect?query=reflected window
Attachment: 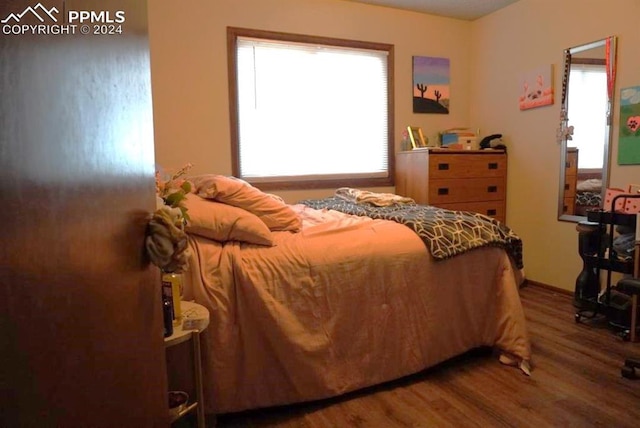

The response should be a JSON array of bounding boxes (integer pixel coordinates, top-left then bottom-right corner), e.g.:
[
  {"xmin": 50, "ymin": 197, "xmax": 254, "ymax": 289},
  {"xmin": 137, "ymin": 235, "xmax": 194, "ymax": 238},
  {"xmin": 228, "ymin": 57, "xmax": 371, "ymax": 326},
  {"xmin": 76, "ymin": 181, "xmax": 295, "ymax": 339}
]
[{"xmin": 567, "ymin": 64, "xmax": 607, "ymax": 169}]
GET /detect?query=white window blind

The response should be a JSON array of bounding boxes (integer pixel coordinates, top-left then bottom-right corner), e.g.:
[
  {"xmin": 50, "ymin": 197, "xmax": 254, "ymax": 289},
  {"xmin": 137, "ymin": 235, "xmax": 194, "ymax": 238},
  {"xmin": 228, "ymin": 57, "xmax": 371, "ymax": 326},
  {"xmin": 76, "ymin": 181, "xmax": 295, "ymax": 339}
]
[
  {"xmin": 568, "ymin": 64, "xmax": 608, "ymax": 169},
  {"xmin": 236, "ymin": 36, "xmax": 389, "ymax": 182}
]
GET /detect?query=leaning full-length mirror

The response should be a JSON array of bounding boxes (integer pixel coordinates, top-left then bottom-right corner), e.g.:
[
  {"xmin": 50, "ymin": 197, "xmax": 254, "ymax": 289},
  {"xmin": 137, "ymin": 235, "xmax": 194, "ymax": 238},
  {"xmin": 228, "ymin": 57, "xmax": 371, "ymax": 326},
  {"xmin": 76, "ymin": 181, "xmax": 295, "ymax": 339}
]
[{"xmin": 558, "ymin": 36, "xmax": 617, "ymax": 222}]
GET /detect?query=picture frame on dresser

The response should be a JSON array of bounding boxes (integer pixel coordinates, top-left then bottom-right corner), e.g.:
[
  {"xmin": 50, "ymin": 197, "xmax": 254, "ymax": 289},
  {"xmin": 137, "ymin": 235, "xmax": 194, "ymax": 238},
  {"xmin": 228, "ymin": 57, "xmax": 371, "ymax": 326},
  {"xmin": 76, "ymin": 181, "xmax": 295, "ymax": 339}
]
[{"xmin": 408, "ymin": 126, "xmax": 427, "ymax": 149}]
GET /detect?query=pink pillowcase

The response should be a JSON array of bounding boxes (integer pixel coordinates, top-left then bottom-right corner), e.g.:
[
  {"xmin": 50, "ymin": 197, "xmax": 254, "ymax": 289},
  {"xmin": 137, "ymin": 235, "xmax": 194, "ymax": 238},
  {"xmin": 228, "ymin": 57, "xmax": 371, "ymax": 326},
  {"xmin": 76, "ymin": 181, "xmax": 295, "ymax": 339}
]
[
  {"xmin": 182, "ymin": 194, "xmax": 274, "ymax": 246},
  {"xmin": 189, "ymin": 175, "xmax": 301, "ymax": 232}
]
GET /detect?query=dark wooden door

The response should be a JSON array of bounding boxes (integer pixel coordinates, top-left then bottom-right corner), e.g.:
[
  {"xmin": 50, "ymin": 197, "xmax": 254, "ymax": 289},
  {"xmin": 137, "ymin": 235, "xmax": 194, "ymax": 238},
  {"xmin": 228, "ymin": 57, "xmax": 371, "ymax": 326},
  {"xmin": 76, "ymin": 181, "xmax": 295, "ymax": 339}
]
[{"xmin": 0, "ymin": 1, "xmax": 168, "ymax": 426}]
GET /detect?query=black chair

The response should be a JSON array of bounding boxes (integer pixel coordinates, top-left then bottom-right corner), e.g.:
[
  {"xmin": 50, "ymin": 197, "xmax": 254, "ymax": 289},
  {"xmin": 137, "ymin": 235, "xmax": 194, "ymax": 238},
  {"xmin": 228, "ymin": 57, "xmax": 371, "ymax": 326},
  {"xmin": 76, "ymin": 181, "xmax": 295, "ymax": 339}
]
[{"xmin": 616, "ymin": 277, "xmax": 640, "ymax": 379}]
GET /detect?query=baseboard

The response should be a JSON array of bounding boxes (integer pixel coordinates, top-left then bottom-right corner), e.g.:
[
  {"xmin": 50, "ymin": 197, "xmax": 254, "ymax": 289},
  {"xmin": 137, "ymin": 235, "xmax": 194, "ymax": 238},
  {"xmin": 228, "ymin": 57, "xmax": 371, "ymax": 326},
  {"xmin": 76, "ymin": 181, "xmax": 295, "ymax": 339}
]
[{"xmin": 522, "ymin": 279, "xmax": 573, "ymax": 296}]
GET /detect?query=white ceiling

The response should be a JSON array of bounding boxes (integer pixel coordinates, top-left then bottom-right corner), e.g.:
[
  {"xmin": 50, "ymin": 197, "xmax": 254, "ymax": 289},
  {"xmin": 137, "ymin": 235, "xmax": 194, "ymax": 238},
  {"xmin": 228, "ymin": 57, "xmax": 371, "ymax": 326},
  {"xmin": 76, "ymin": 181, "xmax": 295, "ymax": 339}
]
[{"xmin": 346, "ymin": 0, "xmax": 521, "ymax": 21}]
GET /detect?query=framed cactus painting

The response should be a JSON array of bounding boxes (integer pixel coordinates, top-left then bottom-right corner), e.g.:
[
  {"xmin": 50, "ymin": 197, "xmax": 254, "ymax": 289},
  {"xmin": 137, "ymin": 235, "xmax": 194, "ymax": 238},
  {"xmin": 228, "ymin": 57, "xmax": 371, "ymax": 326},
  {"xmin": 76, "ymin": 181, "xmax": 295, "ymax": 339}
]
[{"xmin": 412, "ymin": 56, "xmax": 450, "ymax": 114}]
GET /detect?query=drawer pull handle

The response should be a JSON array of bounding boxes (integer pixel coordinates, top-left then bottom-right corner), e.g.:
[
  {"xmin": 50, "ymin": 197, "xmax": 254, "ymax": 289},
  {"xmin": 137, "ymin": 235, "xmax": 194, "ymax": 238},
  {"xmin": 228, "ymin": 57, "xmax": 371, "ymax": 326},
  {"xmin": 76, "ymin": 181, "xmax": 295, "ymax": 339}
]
[
  {"xmin": 487, "ymin": 186, "xmax": 498, "ymax": 193},
  {"xmin": 565, "ymin": 183, "xmax": 570, "ymax": 190},
  {"xmin": 488, "ymin": 162, "xmax": 498, "ymax": 170},
  {"xmin": 438, "ymin": 163, "xmax": 449, "ymax": 170},
  {"xmin": 566, "ymin": 161, "xmax": 571, "ymax": 168},
  {"xmin": 438, "ymin": 188, "xmax": 449, "ymax": 195},
  {"xmin": 487, "ymin": 209, "xmax": 497, "ymax": 216}
]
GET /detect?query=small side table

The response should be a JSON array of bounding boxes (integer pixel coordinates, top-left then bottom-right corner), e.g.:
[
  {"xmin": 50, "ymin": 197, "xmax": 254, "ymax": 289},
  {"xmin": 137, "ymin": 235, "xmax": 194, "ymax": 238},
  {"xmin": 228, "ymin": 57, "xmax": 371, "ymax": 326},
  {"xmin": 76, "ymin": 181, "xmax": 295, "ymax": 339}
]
[{"xmin": 164, "ymin": 301, "xmax": 210, "ymax": 428}]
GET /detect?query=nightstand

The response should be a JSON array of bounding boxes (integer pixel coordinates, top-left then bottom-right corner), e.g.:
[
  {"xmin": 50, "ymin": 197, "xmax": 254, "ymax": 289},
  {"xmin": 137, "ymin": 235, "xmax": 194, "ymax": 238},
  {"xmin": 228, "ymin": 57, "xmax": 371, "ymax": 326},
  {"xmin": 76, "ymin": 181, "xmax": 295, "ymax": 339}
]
[{"xmin": 164, "ymin": 301, "xmax": 210, "ymax": 428}]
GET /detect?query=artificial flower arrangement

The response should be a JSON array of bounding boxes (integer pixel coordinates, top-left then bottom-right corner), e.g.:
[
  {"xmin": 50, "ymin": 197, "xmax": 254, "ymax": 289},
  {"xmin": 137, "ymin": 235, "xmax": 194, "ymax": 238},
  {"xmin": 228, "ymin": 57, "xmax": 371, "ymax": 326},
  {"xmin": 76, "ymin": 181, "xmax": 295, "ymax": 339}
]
[{"xmin": 145, "ymin": 163, "xmax": 193, "ymax": 273}]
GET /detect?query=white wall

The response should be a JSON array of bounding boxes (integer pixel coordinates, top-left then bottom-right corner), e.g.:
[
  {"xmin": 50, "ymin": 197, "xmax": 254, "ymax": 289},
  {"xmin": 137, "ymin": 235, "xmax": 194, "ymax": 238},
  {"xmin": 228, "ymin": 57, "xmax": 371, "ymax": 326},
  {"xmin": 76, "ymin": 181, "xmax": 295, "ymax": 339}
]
[
  {"xmin": 471, "ymin": 0, "xmax": 640, "ymax": 290},
  {"xmin": 149, "ymin": 0, "xmax": 640, "ymax": 291}
]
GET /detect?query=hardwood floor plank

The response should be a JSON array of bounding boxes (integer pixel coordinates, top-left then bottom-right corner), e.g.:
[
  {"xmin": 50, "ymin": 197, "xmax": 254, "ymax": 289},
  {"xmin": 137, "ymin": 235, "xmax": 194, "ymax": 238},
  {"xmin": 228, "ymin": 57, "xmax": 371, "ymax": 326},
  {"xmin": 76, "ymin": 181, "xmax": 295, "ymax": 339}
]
[{"xmin": 215, "ymin": 285, "xmax": 640, "ymax": 428}]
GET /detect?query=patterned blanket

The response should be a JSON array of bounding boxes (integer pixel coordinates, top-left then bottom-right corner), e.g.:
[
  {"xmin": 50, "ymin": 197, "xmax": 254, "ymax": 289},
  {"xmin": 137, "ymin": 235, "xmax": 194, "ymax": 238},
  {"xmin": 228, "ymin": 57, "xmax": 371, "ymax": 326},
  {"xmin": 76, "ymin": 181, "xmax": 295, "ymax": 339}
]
[{"xmin": 300, "ymin": 197, "xmax": 523, "ymax": 269}]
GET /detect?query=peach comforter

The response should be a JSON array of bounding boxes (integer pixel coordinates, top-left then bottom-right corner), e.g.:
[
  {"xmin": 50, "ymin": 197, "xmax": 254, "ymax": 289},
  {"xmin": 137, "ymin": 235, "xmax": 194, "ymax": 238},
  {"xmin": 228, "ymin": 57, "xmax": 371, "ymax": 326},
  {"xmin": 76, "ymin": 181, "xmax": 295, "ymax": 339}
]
[{"xmin": 182, "ymin": 204, "xmax": 531, "ymax": 414}]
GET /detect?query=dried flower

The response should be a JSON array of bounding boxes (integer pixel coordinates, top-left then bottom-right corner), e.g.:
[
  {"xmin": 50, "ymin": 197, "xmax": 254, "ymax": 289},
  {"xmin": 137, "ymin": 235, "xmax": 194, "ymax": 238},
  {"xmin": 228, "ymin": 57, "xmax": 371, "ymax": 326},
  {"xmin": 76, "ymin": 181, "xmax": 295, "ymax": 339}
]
[
  {"xmin": 146, "ymin": 163, "xmax": 194, "ymax": 273},
  {"xmin": 146, "ymin": 206, "xmax": 190, "ymax": 273},
  {"xmin": 155, "ymin": 163, "xmax": 193, "ymax": 221}
]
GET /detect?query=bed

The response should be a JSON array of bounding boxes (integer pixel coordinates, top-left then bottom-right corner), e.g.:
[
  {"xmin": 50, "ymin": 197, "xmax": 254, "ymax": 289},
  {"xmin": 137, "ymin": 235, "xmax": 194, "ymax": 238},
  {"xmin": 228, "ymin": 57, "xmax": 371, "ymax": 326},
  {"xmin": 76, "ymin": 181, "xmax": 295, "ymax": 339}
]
[
  {"xmin": 179, "ymin": 175, "xmax": 531, "ymax": 414},
  {"xmin": 575, "ymin": 176, "xmax": 603, "ymax": 216}
]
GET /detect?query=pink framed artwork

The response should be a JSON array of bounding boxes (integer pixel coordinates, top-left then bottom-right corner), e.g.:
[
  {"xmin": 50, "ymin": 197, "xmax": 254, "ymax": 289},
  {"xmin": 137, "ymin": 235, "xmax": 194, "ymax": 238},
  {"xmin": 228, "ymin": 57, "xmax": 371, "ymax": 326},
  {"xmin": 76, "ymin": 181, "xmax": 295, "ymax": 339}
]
[{"xmin": 519, "ymin": 65, "xmax": 554, "ymax": 110}]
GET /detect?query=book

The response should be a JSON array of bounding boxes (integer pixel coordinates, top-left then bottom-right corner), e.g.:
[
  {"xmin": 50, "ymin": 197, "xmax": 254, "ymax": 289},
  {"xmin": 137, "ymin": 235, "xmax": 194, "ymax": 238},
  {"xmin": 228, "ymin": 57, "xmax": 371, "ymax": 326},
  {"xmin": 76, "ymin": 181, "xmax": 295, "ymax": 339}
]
[{"xmin": 441, "ymin": 128, "xmax": 478, "ymax": 148}]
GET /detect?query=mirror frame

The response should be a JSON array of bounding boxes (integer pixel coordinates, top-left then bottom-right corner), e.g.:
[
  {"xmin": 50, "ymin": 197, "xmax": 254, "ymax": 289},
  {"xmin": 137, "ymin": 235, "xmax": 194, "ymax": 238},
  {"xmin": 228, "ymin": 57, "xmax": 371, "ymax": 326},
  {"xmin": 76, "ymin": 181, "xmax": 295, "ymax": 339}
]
[{"xmin": 558, "ymin": 35, "xmax": 617, "ymax": 222}]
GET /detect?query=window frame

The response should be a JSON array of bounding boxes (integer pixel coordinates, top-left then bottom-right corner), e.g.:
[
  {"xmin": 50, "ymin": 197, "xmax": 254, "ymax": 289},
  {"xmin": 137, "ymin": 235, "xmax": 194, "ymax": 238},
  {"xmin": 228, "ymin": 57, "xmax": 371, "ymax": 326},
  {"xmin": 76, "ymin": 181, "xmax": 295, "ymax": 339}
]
[{"xmin": 227, "ymin": 27, "xmax": 395, "ymax": 191}]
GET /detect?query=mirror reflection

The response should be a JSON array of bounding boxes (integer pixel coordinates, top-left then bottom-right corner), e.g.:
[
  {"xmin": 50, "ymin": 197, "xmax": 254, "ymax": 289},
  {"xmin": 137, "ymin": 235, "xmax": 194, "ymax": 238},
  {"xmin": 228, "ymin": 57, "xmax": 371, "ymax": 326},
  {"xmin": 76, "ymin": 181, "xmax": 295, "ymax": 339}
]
[{"xmin": 558, "ymin": 36, "xmax": 617, "ymax": 222}]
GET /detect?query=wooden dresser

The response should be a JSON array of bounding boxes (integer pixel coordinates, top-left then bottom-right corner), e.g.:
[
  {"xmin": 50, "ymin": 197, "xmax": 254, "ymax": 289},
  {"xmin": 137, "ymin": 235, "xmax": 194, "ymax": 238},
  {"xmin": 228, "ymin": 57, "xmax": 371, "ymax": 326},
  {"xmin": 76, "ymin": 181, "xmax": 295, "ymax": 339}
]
[
  {"xmin": 562, "ymin": 147, "xmax": 578, "ymax": 215},
  {"xmin": 396, "ymin": 148, "xmax": 508, "ymax": 223}
]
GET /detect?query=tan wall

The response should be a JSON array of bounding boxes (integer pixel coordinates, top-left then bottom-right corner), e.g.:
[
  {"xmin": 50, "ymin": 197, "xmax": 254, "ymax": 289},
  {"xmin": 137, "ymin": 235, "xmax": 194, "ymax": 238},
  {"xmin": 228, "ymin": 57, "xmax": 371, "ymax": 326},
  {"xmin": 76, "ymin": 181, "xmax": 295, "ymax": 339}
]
[
  {"xmin": 471, "ymin": 0, "xmax": 640, "ymax": 291},
  {"xmin": 148, "ymin": 0, "xmax": 472, "ymax": 201},
  {"xmin": 149, "ymin": 0, "xmax": 640, "ymax": 291}
]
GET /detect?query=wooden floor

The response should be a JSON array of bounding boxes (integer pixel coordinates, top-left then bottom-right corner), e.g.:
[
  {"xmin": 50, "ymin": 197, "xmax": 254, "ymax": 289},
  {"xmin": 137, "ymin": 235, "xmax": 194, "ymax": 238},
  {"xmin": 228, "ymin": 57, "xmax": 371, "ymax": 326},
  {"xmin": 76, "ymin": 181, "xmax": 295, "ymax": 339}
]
[{"xmin": 210, "ymin": 285, "xmax": 640, "ymax": 428}]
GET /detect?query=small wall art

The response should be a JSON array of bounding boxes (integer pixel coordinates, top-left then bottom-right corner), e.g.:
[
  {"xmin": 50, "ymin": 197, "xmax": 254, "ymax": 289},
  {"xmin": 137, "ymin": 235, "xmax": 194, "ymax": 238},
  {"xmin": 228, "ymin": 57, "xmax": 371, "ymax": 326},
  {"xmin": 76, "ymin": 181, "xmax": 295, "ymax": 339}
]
[
  {"xmin": 618, "ymin": 85, "xmax": 640, "ymax": 165},
  {"xmin": 519, "ymin": 65, "xmax": 554, "ymax": 110},
  {"xmin": 412, "ymin": 56, "xmax": 449, "ymax": 114}
]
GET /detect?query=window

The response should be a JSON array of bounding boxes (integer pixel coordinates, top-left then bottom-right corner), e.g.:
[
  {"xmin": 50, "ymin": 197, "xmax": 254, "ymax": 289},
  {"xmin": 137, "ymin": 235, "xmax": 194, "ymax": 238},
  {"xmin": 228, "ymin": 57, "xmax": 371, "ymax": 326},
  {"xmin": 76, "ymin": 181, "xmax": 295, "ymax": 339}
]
[
  {"xmin": 568, "ymin": 62, "xmax": 608, "ymax": 169},
  {"xmin": 228, "ymin": 27, "xmax": 394, "ymax": 190}
]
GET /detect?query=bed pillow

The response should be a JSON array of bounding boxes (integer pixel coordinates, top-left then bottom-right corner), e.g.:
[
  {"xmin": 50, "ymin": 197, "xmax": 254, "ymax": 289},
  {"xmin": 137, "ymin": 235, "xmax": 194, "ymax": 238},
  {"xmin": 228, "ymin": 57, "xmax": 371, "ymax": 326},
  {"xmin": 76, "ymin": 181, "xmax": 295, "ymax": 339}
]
[
  {"xmin": 182, "ymin": 193, "xmax": 274, "ymax": 246},
  {"xmin": 189, "ymin": 174, "xmax": 302, "ymax": 232}
]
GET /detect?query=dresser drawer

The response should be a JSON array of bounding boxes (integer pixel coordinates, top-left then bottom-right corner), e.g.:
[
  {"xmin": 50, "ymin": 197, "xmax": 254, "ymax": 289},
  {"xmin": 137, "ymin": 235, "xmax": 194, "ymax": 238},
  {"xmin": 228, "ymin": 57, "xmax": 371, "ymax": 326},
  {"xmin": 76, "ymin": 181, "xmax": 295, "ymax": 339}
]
[
  {"xmin": 429, "ymin": 154, "xmax": 506, "ymax": 179},
  {"xmin": 428, "ymin": 177, "xmax": 506, "ymax": 204},
  {"xmin": 435, "ymin": 201, "xmax": 505, "ymax": 223},
  {"xmin": 562, "ymin": 197, "xmax": 575, "ymax": 215},
  {"xmin": 566, "ymin": 149, "xmax": 578, "ymax": 173},
  {"xmin": 563, "ymin": 176, "xmax": 576, "ymax": 198},
  {"xmin": 395, "ymin": 149, "xmax": 509, "ymax": 223}
]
